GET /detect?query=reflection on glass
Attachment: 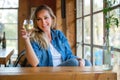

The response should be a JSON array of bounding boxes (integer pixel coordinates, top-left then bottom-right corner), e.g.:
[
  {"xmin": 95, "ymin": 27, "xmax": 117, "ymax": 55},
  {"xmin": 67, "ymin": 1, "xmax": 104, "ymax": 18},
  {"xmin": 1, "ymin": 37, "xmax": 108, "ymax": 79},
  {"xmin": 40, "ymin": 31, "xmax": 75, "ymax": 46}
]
[
  {"xmin": 76, "ymin": 0, "xmax": 82, "ymax": 18},
  {"xmin": 84, "ymin": 46, "xmax": 91, "ymax": 61},
  {"xmin": 93, "ymin": 0, "xmax": 103, "ymax": 12},
  {"xmin": 93, "ymin": 48, "xmax": 103, "ymax": 66},
  {"xmin": 93, "ymin": 12, "xmax": 103, "ymax": 45},
  {"xmin": 109, "ymin": 8, "xmax": 120, "ymax": 48},
  {"xmin": 84, "ymin": 16, "xmax": 91, "ymax": 44},
  {"xmin": 84, "ymin": 0, "xmax": 90, "ymax": 15}
]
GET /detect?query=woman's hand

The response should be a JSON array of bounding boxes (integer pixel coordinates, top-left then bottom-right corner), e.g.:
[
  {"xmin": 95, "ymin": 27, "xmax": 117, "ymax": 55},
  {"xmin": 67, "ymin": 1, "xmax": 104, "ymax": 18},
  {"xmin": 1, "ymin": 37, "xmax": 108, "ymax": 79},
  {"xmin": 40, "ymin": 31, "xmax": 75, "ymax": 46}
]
[
  {"xmin": 79, "ymin": 59, "xmax": 85, "ymax": 67},
  {"xmin": 21, "ymin": 27, "xmax": 30, "ymax": 40},
  {"xmin": 77, "ymin": 58, "xmax": 85, "ymax": 67}
]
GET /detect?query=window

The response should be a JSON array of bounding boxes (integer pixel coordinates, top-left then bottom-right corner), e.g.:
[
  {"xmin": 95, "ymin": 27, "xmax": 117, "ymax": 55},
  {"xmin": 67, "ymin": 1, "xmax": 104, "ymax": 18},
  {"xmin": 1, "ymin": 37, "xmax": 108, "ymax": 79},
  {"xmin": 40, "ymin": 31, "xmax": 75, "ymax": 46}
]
[
  {"xmin": 0, "ymin": 0, "xmax": 19, "ymax": 51},
  {"xmin": 76, "ymin": 0, "xmax": 120, "ymax": 65}
]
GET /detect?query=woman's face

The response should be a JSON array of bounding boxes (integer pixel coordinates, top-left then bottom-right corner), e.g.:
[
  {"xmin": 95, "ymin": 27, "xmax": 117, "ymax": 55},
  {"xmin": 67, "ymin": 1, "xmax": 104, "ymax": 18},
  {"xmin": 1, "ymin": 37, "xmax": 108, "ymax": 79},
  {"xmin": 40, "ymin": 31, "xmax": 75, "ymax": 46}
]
[{"xmin": 36, "ymin": 9, "xmax": 52, "ymax": 32}]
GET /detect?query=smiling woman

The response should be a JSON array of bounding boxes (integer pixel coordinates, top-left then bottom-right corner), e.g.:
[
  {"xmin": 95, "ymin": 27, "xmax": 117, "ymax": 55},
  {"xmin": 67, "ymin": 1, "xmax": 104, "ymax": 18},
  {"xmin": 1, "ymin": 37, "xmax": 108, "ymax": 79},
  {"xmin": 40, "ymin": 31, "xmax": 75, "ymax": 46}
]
[{"xmin": 20, "ymin": 4, "xmax": 92, "ymax": 67}]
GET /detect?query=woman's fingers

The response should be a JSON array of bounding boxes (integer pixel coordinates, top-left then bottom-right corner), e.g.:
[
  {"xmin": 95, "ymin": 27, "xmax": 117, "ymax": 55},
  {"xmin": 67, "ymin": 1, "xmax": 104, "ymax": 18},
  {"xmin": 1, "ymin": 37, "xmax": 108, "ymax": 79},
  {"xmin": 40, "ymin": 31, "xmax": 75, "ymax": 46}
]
[
  {"xmin": 79, "ymin": 59, "xmax": 85, "ymax": 67},
  {"xmin": 20, "ymin": 26, "xmax": 29, "ymax": 39}
]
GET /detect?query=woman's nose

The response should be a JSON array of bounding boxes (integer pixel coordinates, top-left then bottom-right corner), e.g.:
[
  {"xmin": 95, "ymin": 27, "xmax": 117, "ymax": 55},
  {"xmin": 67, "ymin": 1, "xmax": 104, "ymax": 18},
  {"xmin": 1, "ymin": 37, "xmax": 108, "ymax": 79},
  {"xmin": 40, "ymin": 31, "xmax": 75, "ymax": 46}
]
[{"xmin": 41, "ymin": 19, "xmax": 46, "ymax": 25}]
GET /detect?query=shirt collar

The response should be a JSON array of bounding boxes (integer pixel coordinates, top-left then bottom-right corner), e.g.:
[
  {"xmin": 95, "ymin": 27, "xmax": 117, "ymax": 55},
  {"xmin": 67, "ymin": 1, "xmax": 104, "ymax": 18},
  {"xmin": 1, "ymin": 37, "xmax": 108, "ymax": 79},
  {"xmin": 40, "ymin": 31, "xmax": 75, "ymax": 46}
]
[{"xmin": 51, "ymin": 29, "xmax": 57, "ymax": 40}]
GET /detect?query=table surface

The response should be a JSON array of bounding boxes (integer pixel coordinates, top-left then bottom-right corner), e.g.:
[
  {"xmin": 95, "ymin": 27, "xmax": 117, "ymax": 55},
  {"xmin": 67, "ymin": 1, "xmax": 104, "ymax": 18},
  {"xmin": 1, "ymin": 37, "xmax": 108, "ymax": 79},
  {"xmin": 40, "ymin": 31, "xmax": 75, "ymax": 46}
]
[
  {"xmin": 0, "ymin": 66, "xmax": 117, "ymax": 80},
  {"xmin": 0, "ymin": 48, "xmax": 14, "ymax": 65}
]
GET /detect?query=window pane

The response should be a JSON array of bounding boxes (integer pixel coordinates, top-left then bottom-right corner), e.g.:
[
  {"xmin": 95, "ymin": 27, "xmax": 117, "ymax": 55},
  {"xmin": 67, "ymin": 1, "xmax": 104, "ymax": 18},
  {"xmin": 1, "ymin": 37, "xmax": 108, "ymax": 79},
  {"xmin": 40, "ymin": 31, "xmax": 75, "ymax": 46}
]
[
  {"xmin": 112, "ymin": 0, "xmax": 120, "ymax": 6},
  {"xmin": 84, "ymin": 16, "xmax": 91, "ymax": 44},
  {"xmin": 76, "ymin": 19, "xmax": 82, "ymax": 57},
  {"xmin": 114, "ymin": 51, "xmax": 120, "ymax": 65},
  {"xmin": 93, "ymin": 48, "xmax": 103, "ymax": 66},
  {"xmin": 0, "ymin": 9, "xmax": 18, "ymax": 23},
  {"xmin": 84, "ymin": 46, "xmax": 91, "ymax": 61},
  {"xmin": 0, "ymin": 23, "xmax": 4, "ymax": 32},
  {"xmin": 3, "ymin": 24, "xmax": 18, "ymax": 39},
  {"xmin": 93, "ymin": 12, "xmax": 103, "ymax": 45},
  {"xmin": 0, "ymin": 0, "xmax": 18, "ymax": 8},
  {"xmin": 76, "ymin": 45, "xmax": 82, "ymax": 58},
  {"xmin": 93, "ymin": 0, "xmax": 103, "ymax": 12},
  {"xmin": 109, "ymin": 8, "xmax": 120, "ymax": 48},
  {"xmin": 76, "ymin": 19, "xmax": 82, "ymax": 42},
  {"xmin": 7, "ymin": 40, "xmax": 18, "ymax": 50},
  {"xmin": 76, "ymin": 0, "xmax": 82, "ymax": 18},
  {"xmin": 84, "ymin": 0, "xmax": 90, "ymax": 15}
]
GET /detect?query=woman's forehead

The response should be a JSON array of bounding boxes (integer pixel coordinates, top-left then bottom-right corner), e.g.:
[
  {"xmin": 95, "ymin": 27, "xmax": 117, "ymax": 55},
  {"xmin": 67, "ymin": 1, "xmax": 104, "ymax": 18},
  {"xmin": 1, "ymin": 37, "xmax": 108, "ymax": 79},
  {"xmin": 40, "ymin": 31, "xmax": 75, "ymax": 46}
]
[{"xmin": 36, "ymin": 10, "xmax": 50, "ymax": 17}]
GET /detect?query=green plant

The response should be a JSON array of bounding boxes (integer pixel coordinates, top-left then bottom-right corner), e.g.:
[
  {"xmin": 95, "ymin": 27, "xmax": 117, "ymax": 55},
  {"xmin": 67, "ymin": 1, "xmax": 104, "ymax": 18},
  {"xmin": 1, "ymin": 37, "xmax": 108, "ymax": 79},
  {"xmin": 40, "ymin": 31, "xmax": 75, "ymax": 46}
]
[
  {"xmin": 103, "ymin": 0, "xmax": 119, "ymax": 30},
  {"xmin": 103, "ymin": 0, "xmax": 119, "ymax": 49}
]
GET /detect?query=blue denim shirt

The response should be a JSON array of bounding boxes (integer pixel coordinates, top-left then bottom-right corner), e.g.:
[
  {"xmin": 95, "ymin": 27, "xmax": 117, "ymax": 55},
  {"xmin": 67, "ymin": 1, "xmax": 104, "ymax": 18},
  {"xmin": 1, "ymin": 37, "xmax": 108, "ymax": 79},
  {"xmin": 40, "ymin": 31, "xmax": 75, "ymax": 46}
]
[{"xmin": 31, "ymin": 29, "xmax": 77, "ymax": 66}]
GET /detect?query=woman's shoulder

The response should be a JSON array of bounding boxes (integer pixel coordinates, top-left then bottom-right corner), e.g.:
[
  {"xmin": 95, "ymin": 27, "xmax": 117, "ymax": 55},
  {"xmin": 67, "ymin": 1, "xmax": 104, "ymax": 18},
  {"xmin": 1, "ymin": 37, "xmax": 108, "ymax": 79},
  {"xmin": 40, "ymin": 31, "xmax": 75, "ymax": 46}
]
[
  {"xmin": 51, "ymin": 29, "xmax": 64, "ymax": 36},
  {"xmin": 51, "ymin": 29, "xmax": 66, "ymax": 40}
]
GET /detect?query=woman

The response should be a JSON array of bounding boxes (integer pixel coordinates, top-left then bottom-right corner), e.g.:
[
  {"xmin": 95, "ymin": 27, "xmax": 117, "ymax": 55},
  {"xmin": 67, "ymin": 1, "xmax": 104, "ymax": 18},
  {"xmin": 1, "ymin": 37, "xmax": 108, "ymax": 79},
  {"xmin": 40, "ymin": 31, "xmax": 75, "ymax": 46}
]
[{"xmin": 21, "ymin": 4, "xmax": 91, "ymax": 67}]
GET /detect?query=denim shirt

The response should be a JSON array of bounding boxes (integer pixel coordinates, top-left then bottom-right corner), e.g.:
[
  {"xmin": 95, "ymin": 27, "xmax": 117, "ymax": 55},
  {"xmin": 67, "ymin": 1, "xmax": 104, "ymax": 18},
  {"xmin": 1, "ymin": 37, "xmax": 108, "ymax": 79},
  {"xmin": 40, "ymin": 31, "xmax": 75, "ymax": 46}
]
[{"xmin": 30, "ymin": 29, "xmax": 77, "ymax": 66}]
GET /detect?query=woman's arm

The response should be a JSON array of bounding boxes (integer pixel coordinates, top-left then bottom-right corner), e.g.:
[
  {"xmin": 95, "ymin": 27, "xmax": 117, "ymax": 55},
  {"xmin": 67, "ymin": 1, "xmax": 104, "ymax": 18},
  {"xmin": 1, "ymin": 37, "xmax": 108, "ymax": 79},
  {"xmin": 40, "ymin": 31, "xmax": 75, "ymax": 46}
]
[{"xmin": 21, "ymin": 27, "xmax": 39, "ymax": 67}]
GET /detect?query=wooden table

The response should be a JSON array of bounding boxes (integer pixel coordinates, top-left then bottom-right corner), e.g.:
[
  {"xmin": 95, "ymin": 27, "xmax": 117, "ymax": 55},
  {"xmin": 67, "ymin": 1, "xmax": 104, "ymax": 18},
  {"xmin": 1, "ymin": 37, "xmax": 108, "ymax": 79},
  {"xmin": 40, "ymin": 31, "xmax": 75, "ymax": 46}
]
[
  {"xmin": 0, "ymin": 67, "xmax": 117, "ymax": 80},
  {"xmin": 0, "ymin": 48, "xmax": 14, "ymax": 67}
]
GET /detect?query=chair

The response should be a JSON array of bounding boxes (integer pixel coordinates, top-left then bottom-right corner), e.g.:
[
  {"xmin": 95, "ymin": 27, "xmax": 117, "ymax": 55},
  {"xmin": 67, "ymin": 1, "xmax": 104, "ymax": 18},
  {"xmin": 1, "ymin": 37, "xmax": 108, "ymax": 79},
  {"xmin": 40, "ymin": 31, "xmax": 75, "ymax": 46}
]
[{"xmin": 13, "ymin": 49, "xmax": 28, "ymax": 67}]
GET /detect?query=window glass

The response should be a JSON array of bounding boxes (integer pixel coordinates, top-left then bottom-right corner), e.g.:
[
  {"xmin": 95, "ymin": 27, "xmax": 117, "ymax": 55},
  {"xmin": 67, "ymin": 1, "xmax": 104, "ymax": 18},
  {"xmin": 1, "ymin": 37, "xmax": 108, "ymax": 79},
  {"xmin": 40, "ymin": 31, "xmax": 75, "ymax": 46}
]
[
  {"xmin": 109, "ymin": 8, "xmax": 120, "ymax": 48},
  {"xmin": 93, "ymin": 48, "xmax": 103, "ymax": 66},
  {"xmin": 7, "ymin": 40, "xmax": 18, "ymax": 50},
  {"xmin": 114, "ymin": 51, "xmax": 120, "ymax": 65},
  {"xmin": 0, "ymin": 0, "xmax": 18, "ymax": 51},
  {"xmin": 93, "ymin": 12, "xmax": 103, "ymax": 45},
  {"xmin": 84, "ymin": 16, "xmax": 91, "ymax": 44},
  {"xmin": 76, "ymin": 45, "xmax": 82, "ymax": 58},
  {"xmin": 76, "ymin": 0, "xmax": 120, "ymax": 66},
  {"xmin": 0, "ymin": 0, "xmax": 18, "ymax": 8},
  {"xmin": 0, "ymin": 9, "xmax": 18, "ymax": 23},
  {"xmin": 3, "ymin": 24, "xmax": 18, "ymax": 39},
  {"xmin": 84, "ymin": 0, "xmax": 90, "ymax": 15},
  {"xmin": 76, "ymin": 19, "xmax": 82, "ymax": 57},
  {"xmin": 76, "ymin": 19, "xmax": 82, "ymax": 42},
  {"xmin": 93, "ymin": 0, "xmax": 103, "ymax": 12},
  {"xmin": 76, "ymin": 0, "xmax": 82, "ymax": 18},
  {"xmin": 84, "ymin": 46, "xmax": 91, "ymax": 61},
  {"xmin": 112, "ymin": 0, "xmax": 120, "ymax": 6}
]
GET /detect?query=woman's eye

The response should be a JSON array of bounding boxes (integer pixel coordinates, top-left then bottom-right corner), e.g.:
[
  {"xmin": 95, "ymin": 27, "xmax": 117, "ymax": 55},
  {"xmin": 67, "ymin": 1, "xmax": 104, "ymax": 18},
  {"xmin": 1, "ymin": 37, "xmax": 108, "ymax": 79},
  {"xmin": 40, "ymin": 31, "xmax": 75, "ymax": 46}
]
[
  {"xmin": 44, "ymin": 17, "xmax": 48, "ymax": 19},
  {"xmin": 36, "ymin": 18, "xmax": 41, "ymax": 21}
]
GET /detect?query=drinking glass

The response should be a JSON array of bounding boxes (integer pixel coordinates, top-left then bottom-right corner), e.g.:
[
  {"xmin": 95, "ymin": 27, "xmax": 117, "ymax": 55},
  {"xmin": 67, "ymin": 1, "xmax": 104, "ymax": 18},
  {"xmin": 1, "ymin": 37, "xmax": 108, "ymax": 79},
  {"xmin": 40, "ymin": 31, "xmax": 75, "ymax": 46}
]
[{"xmin": 23, "ymin": 19, "xmax": 34, "ymax": 33}]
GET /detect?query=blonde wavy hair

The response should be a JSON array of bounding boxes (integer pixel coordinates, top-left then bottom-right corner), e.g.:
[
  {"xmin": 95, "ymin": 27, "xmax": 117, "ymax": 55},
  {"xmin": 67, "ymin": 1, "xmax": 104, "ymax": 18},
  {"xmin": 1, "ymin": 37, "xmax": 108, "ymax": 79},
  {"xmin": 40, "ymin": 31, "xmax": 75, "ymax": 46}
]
[{"xmin": 30, "ymin": 4, "xmax": 57, "ymax": 49}]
